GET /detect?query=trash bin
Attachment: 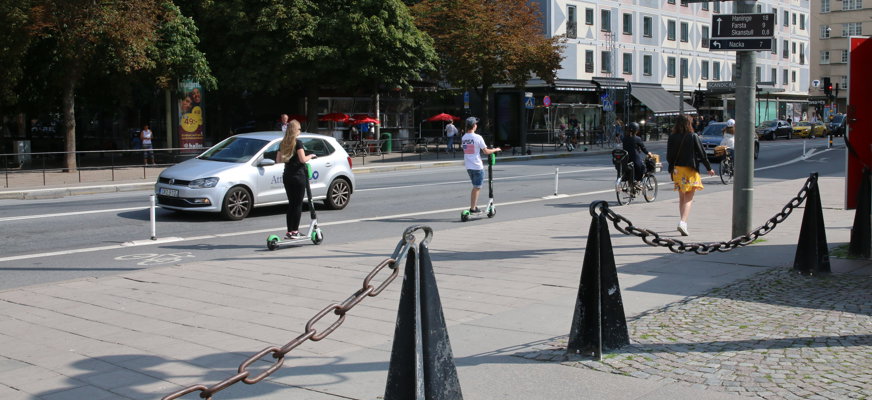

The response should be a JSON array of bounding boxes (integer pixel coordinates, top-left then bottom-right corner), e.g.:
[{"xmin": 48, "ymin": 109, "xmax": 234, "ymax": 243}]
[
  {"xmin": 381, "ymin": 132, "xmax": 392, "ymax": 153},
  {"xmin": 13, "ymin": 140, "xmax": 31, "ymax": 168}
]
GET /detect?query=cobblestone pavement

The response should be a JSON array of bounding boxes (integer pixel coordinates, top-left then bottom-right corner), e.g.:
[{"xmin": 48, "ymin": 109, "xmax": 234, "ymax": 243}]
[{"xmin": 519, "ymin": 268, "xmax": 872, "ymax": 400}]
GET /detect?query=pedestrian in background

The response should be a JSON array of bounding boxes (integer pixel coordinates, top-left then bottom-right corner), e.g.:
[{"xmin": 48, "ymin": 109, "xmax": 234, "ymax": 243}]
[
  {"xmin": 461, "ymin": 116, "xmax": 501, "ymax": 214},
  {"xmin": 666, "ymin": 114, "xmax": 714, "ymax": 236},
  {"xmin": 140, "ymin": 124, "xmax": 154, "ymax": 165},
  {"xmin": 274, "ymin": 114, "xmax": 290, "ymax": 133},
  {"xmin": 444, "ymin": 120, "xmax": 458, "ymax": 152},
  {"xmin": 278, "ymin": 120, "xmax": 317, "ymax": 240}
]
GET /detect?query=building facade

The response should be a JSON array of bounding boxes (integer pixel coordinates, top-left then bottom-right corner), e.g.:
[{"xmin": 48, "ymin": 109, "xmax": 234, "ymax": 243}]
[{"xmin": 809, "ymin": 0, "xmax": 870, "ymax": 118}]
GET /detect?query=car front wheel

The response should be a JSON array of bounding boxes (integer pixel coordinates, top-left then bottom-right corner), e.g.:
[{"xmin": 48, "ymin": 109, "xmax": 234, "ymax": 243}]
[
  {"xmin": 324, "ymin": 178, "xmax": 352, "ymax": 210},
  {"xmin": 221, "ymin": 186, "xmax": 252, "ymax": 220}
]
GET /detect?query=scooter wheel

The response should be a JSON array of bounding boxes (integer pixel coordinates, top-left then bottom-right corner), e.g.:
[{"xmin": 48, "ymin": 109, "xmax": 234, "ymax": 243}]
[
  {"xmin": 461, "ymin": 211, "xmax": 469, "ymax": 222},
  {"xmin": 267, "ymin": 237, "xmax": 279, "ymax": 251},
  {"xmin": 487, "ymin": 209, "xmax": 495, "ymax": 218},
  {"xmin": 312, "ymin": 230, "xmax": 324, "ymax": 245}
]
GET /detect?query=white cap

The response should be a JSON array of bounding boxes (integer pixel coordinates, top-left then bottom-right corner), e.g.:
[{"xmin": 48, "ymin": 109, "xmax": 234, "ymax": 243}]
[{"xmin": 726, "ymin": 119, "xmax": 735, "ymax": 127}]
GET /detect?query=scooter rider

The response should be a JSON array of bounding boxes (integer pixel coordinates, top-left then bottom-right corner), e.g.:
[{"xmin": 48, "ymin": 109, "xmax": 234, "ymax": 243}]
[{"xmin": 461, "ymin": 116, "xmax": 501, "ymax": 214}]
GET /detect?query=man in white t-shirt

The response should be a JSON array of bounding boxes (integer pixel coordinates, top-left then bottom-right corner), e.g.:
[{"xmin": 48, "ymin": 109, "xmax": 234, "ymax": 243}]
[
  {"xmin": 444, "ymin": 120, "xmax": 458, "ymax": 152},
  {"xmin": 461, "ymin": 117, "xmax": 501, "ymax": 214}
]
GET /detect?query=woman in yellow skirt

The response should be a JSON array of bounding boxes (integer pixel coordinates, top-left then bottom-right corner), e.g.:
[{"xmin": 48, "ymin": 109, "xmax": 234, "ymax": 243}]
[{"xmin": 666, "ymin": 115, "xmax": 715, "ymax": 236}]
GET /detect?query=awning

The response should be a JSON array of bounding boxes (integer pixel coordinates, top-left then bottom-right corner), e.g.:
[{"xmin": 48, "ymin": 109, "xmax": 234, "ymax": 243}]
[
  {"xmin": 631, "ymin": 84, "xmax": 697, "ymax": 116},
  {"xmin": 592, "ymin": 77, "xmax": 628, "ymax": 90},
  {"xmin": 552, "ymin": 79, "xmax": 597, "ymax": 92}
]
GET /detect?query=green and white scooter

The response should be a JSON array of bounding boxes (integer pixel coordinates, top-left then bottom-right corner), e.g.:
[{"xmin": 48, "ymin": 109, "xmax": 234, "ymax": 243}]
[
  {"xmin": 461, "ymin": 152, "xmax": 496, "ymax": 222},
  {"xmin": 267, "ymin": 164, "xmax": 323, "ymax": 250}
]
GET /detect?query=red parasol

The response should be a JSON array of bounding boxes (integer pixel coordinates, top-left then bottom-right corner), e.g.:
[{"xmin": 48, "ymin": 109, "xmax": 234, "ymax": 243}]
[
  {"xmin": 425, "ymin": 113, "xmax": 460, "ymax": 122},
  {"xmin": 348, "ymin": 115, "xmax": 380, "ymax": 124},
  {"xmin": 318, "ymin": 112, "xmax": 349, "ymax": 122}
]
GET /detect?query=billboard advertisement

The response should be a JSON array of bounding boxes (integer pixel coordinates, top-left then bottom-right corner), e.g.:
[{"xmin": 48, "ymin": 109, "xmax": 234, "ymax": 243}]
[{"xmin": 178, "ymin": 80, "xmax": 204, "ymax": 150}]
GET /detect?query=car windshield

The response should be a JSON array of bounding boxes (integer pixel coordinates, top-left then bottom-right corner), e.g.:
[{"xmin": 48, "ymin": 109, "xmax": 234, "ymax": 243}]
[
  {"xmin": 700, "ymin": 124, "xmax": 727, "ymax": 137},
  {"xmin": 759, "ymin": 121, "xmax": 777, "ymax": 127},
  {"xmin": 796, "ymin": 122, "xmax": 811, "ymax": 127},
  {"xmin": 198, "ymin": 137, "xmax": 269, "ymax": 163},
  {"xmin": 831, "ymin": 115, "xmax": 845, "ymax": 124}
]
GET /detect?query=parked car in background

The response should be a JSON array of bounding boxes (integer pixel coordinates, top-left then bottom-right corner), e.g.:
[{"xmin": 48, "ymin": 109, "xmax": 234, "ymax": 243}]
[
  {"xmin": 828, "ymin": 114, "xmax": 846, "ymax": 136},
  {"xmin": 155, "ymin": 132, "xmax": 355, "ymax": 220},
  {"xmin": 756, "ymin": 120, "xmax": 793, "ymax": 140},
  {"xmin": 699, "ymin": 122, "xmax": 759, "ymax": 161},
  {"xmin": 792, "ymin": 121, "xmax": 828, "ymax": 138}
]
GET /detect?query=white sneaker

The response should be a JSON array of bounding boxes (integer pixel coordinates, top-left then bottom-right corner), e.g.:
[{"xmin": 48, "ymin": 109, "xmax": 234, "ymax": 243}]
[{"xmin": 677, "ymin": 221, "xmax": 689, "ymax": 236}]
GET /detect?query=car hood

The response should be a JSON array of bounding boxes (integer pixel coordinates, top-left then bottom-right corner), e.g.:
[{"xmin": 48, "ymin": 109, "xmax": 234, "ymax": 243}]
[
  {"xmin": 699, "ymin": 135, "xmax": 723, "ymax": 145},
  {"xmin": 160, "ymin": 158, "xmax": 246, "ymax": 180}
]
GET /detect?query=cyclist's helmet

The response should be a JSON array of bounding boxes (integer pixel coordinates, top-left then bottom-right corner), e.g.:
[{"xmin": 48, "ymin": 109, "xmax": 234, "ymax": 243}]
[{"xmin": 627, "ymin": 122, "xmax": 640, "ymax": 133}]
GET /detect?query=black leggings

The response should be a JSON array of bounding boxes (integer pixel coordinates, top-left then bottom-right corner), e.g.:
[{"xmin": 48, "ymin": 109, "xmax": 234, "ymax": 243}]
[{"xmin": 283, "ymin": 171, "xmax": 306, "ymax": 232}]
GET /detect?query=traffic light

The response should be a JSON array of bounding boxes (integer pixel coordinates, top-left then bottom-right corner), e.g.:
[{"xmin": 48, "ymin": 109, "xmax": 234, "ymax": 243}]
[
  {"xmin": 823, "ymin": 77, "xmax": 832, "ymax": 98},
  {"xmin": 835, "ymin": 83, "xmax": 840, "ymax": 98}
]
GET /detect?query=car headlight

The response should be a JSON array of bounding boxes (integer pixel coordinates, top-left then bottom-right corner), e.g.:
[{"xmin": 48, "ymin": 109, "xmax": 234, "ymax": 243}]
[{"xmin": 188, "ymin": 177, "xmax": 220, "ymax": 188}]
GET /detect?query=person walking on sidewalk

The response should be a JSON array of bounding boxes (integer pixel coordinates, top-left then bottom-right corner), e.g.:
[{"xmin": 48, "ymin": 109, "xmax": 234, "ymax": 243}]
[
  {"xmin": 445, "ymin": 120, "xmax": 458, "ymax": 153},
  {"xmin": 461, "ymin": 116, "xmax": 501, "ymax": 214},
  {"xmin": 667, "ymin": 114, "xmax": 714, "ymax": 236},
  {"xmin": 278, "ymin": 120, "xmax": 317, "ymax": 240}
]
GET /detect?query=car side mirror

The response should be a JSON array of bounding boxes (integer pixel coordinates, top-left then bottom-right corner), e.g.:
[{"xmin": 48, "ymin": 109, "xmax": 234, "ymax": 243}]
[{"xmin": 258, "ymin": 158, "xmax": 276, "ymax": 167}]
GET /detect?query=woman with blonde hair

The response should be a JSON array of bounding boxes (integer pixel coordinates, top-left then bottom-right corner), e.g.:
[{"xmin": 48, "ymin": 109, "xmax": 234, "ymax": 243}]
[
  {"xmin": 666, "ymin": 115, "xmax": 714, "ymax": 236},
  {"xmin": 278, "ymin": 120, "xmax": 317, "ymax": 239}
]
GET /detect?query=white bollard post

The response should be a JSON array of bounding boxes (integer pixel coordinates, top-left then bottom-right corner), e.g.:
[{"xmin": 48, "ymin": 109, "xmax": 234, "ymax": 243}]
[
  {"xmin": 803, "ymin": 140, "xmax": 806, "ymax": 158},
  {"xmin": 150, "ymin": 195, "xmax": 157, "ymax": 240},
  {"xmin": 554, "ymin": 167, "xmax": 559, "ymax": 196}
]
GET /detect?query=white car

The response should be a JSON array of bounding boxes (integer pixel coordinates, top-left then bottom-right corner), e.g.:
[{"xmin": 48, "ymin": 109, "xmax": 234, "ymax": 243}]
[{"xmin": 155, "ymin": 132, "xmax": 355, "ymax": 220}]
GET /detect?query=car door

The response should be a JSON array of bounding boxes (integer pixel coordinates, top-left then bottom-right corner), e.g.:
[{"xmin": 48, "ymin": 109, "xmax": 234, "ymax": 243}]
[
  {"xmin": 253, "ymin": 140, "xmax": 287, "ymax": 205},
  {"xmin": 299, "ymin": 137, "xmax": 335, "ymax": 198}
]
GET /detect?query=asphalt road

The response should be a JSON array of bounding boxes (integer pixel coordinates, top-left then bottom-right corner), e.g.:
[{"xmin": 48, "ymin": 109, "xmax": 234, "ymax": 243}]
[{"xmin": 0, "ymin": 139, "xmax": 846, "ymax": 290}]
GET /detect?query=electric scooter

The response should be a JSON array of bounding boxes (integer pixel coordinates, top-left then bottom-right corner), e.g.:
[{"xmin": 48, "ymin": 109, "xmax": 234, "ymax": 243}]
[
  {"xmin": 461, "ymin": 152, "xmax": 496, "ymax": 222},
  {"xmin": 267, "ymin": 164, "xmax": 324, "ymax": 250}
]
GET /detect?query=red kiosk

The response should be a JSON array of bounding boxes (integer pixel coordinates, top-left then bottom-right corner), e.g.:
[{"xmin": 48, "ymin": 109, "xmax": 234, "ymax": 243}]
[{"xmin": 845, "ymin": 37, "xmax": 871, "ymax": 209}]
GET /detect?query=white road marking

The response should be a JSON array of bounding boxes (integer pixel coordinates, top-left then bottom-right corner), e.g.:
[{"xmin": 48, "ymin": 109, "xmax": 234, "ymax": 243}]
[{"xmin": 0, "ymin": 207, "xmax": 147, "ymax": 222}]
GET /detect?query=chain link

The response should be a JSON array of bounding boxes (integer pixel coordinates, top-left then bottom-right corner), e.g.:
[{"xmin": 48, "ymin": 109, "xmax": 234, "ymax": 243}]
[
  {"xmin": 162, "ymin": 226, "xmax": 432, "ymax": 400},
  {"xmin": 596, "ymin": 174, "xmax": 816, "ymax": 254}
]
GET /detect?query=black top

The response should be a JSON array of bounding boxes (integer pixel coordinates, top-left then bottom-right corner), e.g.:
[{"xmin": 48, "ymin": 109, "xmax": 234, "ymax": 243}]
[
  {"xmin": 666, "ymin": 132, "xmax": 712, "ymax": 173},
  {"xmin": 621, "ymin": 135, "xmax": 648, "ymax": 165},
  {"xmin": 283, "ymin": 141, "xmax": 306, "ymax": 176}
]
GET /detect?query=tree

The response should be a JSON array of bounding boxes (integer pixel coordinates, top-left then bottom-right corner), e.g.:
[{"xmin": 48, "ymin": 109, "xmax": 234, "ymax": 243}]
[
  {"xmin": 411, "ymin": 0, "xmax": 564, "ymax": 135},
  {"xmin": 0, "ymin": 0, "xmax": 33, "ymax": 107}
]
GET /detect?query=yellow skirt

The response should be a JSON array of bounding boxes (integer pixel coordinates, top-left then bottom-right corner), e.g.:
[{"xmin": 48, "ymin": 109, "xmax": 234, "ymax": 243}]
[{"xmin": 672, "ymin": 166, "xmax": 704, "ymax": 192}]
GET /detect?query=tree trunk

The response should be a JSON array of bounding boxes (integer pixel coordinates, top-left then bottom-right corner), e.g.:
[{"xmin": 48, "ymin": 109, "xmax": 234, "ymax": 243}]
[
  {"xmin": 306, "ymin": 85, "xmax": 319, "ymax": 133},
  {"xmin": 61, "ymin": 77, "xmax": 78, "ymax": 171},
  {"xmin": 478, "ymin": 83, "xmax": 492, "ymax": 139}
]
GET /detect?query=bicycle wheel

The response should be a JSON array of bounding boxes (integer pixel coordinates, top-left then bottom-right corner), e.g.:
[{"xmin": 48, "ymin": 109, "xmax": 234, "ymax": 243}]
[
  {"xmin": 642, "ymin": 174, "xmax": 658, "ymax": 202},
  {"xmin": 719, "ymin": 158, "xmax": 733, "ymax": 184},
  {"xmin": 615, "ymin": 176, "xmax": 632, "ymax": 205}
]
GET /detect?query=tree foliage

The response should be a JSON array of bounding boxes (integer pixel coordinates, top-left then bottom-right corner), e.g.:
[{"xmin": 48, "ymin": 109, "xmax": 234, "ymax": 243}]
[
  {"xmin": 412, "ymin": 0, "xmax": 564, "ymax": 133},
  {"xmin": 0, "ymin": 0, "xmax": 34, "ymax": 106}
]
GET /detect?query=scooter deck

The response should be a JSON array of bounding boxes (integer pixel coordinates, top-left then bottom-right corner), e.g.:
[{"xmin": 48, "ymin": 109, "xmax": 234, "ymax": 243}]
[{"xmin": 266, "ymin": 230, "xmax": 323, "ymax": 250}]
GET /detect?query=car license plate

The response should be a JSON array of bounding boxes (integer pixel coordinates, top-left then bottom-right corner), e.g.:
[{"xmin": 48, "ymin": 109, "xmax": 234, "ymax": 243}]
[{"xmin": 159, "ymin": 187, "xmax": 179, "ymax": 197}]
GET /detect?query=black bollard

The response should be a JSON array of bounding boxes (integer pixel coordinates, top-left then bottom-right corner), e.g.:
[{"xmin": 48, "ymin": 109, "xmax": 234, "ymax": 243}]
[
  {"xmin": 848, "ymin": 168, "xmax": 871, "ymax": 258},
  {"xmin": 384, "ymin": 243, "xmax": 463, "ymax": 400},
  {"xmin": 793, "ymin": 173, "xmax": 831, "ymax": 275},
  {"xmin": 566, "ymin": 202, "xmax": 629, "ymax": 360}
]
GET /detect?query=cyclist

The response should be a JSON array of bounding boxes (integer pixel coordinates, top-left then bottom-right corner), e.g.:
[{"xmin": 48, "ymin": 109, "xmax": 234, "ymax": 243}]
[
  {"xmin": 622, "ymin": 122, "xmax": 653, "ymax": 190},
  {"xmin": 720, "ymin": 119, "xmax": 736, "ymax": 159}
]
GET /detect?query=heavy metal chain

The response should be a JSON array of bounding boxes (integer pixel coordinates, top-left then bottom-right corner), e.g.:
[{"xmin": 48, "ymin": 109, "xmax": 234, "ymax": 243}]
[
  {"xmin": 162, "ymin": 225, "xmax": 433, "ymax": 400},
  {"xmin": 591, "ymin": 174, "xmax": 817, "ymax": 255}
]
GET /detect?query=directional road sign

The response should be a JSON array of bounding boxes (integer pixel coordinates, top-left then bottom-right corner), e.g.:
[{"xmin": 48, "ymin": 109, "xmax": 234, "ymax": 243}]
[
  {"xmin": 712, "ymin": 13, "xmax": 775, "ymax": 38},
  {"xmin": 710, "ymin": 38, "xmax": 773, "ymax": 51}
]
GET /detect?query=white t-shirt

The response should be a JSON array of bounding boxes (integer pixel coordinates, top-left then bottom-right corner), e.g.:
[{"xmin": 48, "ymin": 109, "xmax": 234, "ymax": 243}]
[
  {"xmin": 720, "ymin": 133, "xmax": 734, "ymax": 148},
  {"xmin": 445, "ymin": 123, "xmax": 458, "ymax": 138},
  {"xmin": 461, "ymin": 132, "xmax": 487, "ymax": 170},
  {"xmin": 141, "ymin": 129, "xmax": 153, "ymax": 146}
]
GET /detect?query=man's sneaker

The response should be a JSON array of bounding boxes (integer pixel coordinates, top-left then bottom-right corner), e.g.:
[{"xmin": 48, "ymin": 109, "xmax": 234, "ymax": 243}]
[
  {"xmin": 677, "ymin": 221, "xmax": 689, "ymax": 236},
  {"xmin": 470, "ymin": 207, "xmax": 482, "ymax": 214},
  {"xmin": 285, "ymin": 231, "xmax": 305, "ymax": 240}
]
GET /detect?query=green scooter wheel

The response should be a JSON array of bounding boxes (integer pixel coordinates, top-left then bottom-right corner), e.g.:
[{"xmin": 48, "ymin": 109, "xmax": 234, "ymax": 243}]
[
  {"xmin": 267, "ymin": 235, "xmax": 280, "ymax": 251},
  {"xmin": 460, "ymin": 210, "xmax": 470, "ymax": 222}
]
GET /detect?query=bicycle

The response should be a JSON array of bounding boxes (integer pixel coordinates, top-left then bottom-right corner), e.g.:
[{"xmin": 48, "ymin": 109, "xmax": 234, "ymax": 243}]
[
  {"xmin": 716, "ymin": 146, "xmax": 734, "ymax": 185},
  {"xmin": 612, "ymin": 149, "xmax": 658, "ymax": 205}
]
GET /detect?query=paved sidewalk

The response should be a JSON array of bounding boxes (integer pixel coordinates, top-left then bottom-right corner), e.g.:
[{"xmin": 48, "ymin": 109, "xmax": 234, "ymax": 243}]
[{"xmin": 0, "ymin": 173, "xmax": 869, "ymax": 400}]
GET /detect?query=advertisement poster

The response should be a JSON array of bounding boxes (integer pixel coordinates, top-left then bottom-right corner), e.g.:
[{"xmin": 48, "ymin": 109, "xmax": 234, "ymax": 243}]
[{"xmin": 178, "ymin": 80, "xmax": 204, "ymax": 151}]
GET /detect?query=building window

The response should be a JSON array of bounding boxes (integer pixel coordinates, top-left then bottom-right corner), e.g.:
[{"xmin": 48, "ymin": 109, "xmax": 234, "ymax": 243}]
[
  {"xmin": 601, "ymin": 51, "xmax": 611, "ymax": 73},
  {"xmin": 770, "ymin": 68, "xmax": 776, "ymax": 83},
  {"xmin": 792, "ymin": 71, "xmax": 796, "ymax": 83},
  {"xmin": 713, "ymin": 2, "xmax": 720, "ymax": 13},
  {"xmin": 821, "ymin": 25, "xmax": 830, "ymax": 39},
  {"xmin": 713, "ymin": 61, "xmax": 721, "ymax": 80},
  {"xmin": 755, "ymin": 66, "xmax": 761, "ymax": 81},
  {"xmin": 702, "ymin": 2, "xmax": 709, "ymax": 11},
  {"xmin": 623, "ymin": 53, "xmax": 632, "ymax": 74},
  {"xmin": 623, "ymin": 13, "xmax": 632, "ymax": 35},
  {"xmin": 701, "ymin": 60, "xmax": 709, "ymax": 80},
  {"xmin": 702, "ymin": 26, "xmax": 710, "ymax": 48},
  {"xmin": 643, "ymin": 16, "xmax": 653, "ymax": 37},
  {"xmin": 773, "ymin": 8, "xmax": 777, "ymax": 24},
  {"xmin": 566, "ymin": 6, "xmax": 577, "ymax": 39},
  {"xmin": 783, "ymin": 69, "xmax": 789, "ymax": 85},
  {"xmin": 667, "ymin": 57, "xmax": 676, "ymax": 77},
  {"xmin": 800, "ymin": 14, "xmax": 805, "ymax": 30},
  {"xmin": 783, "ymin": 11, "xmax": 789, "ymax": 27},
  {"xmin": 782, "ymin": 40, "xmax": 789, "ymax": 58},
  {"xmin": 668, "ymin": 0, "xmax": 675, "ymax": 4},
  {"xmin": 681, "ymin": 0, "xmax": 688, "ymax": 6},
  {"xmin": 643, "ymin": 55, "xmax": 652, "ymax": 76},
  {"xmin": 680, "ymin": 22, "xmax": 689, "ymax": 42},
  {"xmin": 800, "ymin": 44, "xmax": 805, "ymax": 64},
  {"xmin": 585, "ymin": 50, "xmax": 594, "ymax": 73},
  {"xmin": 842, "ymin": 49, "xmax": 849, "ymax": 63},
  {"xmin": 667, "ymin": 20, "xmax": 676, "ymax": 41},
  {"xmin": 680, "ymin": 58, "xmax": 689, "ymax": 78},
  {"xmin": 843, "ymin": 22, "xmax": 863, "ymax": 37},
  {"xmin": 601, "ymin": 10, "xmax": 611, "ymax": 32},
  {"xmin": 840, "ymin": 76, "xmax": 848, "ymax": 89},
  {"xmin": 771, "ymin": 38, "xmax": 777, "ymax": 54},
  {"xmin": 792, "ymin": 41, "xmax": 796, "ymax": 54},
  {"xmin": 844, "ymin": 0, "xmax": 862, "ymax": 11},
  {"xmin": 585, "ymin": 8, "xmax": 594, "ymax": 25},
  {"xmin": 822, "ymin": 0, "xmax": 830, "ymax": 13}
]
